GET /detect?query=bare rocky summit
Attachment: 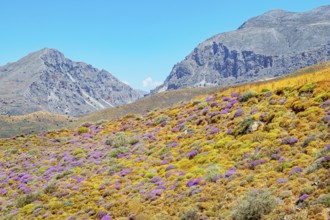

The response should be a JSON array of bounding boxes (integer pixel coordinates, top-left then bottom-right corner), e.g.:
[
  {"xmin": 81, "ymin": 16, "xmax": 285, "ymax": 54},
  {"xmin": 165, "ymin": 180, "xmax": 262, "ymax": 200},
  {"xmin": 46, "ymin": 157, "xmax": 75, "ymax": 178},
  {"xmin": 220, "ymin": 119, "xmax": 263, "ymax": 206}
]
[
  {"xmin": 0, "ymin": 48, "xmax": 142, "ymax": 116},
  {"xmin": 152, "ymin": 5, "xmax": 330, "ymax": 93}
]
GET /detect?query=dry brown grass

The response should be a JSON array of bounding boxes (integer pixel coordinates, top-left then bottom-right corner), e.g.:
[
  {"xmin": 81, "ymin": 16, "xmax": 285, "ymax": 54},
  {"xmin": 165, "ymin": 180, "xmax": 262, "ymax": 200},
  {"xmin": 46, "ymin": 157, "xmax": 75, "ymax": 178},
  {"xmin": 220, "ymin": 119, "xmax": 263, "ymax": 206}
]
[
  {"xmin": 0, "ymin": 112, "xmax": 74, "ymax": 137},
  {"xmin": 72, "ymin": 86, "xmax": 223, "ymax": 127}
]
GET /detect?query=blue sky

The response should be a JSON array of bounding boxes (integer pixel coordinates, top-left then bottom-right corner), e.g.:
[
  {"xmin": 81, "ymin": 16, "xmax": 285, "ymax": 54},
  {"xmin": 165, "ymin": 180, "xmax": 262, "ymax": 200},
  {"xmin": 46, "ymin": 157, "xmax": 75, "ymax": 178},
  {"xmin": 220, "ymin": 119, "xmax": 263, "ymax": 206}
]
[{"xmin": 0, "ymin": 0, "xmax": 328, "ymax": 91}]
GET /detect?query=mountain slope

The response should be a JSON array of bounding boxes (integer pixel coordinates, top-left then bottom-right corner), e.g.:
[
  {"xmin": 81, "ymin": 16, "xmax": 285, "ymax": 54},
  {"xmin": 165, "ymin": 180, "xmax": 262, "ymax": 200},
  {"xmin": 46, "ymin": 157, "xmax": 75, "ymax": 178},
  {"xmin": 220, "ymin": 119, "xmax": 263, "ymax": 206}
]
[
  {"xmin": 0, "ymin": 66, "xmax": 329, "ymax": 219},
  {"xmin": 152, "ymin": 5, "xmax": 330, "ymax": 93},
  {"xmin": 0, "ymin": 86, "xmax": 220, "ymax": 138},
  {"xmin": 1, "ymin": 61, "xmax": 330, "ymax": 138},
  {"xmin": 0, "ymin": 48, "xmax": 142, "ymax": 116}
]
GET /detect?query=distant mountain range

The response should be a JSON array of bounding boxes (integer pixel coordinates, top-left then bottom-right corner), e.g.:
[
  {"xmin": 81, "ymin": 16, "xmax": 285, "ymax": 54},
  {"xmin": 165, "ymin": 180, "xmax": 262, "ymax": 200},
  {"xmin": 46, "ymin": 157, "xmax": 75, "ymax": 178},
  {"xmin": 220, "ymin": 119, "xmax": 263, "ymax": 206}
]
[
  {"xmin": 152, "ymin": 5, "xmax": 330, "ymax": 93},
  {"xmin": 0, "ymin": 48, "xmax": 143, "ymax": 116}
]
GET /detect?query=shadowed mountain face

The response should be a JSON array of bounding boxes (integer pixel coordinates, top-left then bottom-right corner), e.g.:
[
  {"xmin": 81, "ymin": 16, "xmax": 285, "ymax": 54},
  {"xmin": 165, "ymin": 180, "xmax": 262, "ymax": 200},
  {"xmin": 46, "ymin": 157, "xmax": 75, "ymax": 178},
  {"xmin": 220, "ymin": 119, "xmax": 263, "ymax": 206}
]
[
  {"xmin": 0, "ymin": 48, "xmax": 142, "ymax": 116},
  {"xmin": 152, "ymin": 5, "xmax": 330, "ymax": 93}
]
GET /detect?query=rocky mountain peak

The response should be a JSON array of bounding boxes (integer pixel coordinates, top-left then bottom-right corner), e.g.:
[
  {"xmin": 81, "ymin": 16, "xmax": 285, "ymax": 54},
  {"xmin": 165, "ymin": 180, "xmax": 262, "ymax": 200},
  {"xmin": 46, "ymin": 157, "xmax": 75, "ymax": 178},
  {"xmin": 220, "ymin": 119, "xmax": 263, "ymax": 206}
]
[
  {"xmin": 23, "ymin": 48, "xmax": 62, "ymax": 60},
  {"xmin": 0, "ymin": 49, "xmax": 143, "ymax": 116},
  {"xmin": 238, "ymin": 9, "xmax": 291, "ymax": 29},
  {"xmin": 152, "ymin": 5, "xmax": 330, "ymax": 94},
  {"xmin": 239, "ymin": 6, "xmax": 330, "ymax": 30},
  {"xmin": 31, "ymin": 48, "xmax": 66, "ymax": 65},
  {"xmin": 38, "ymin": 47, "xmax": 61, "ymax": 55}
]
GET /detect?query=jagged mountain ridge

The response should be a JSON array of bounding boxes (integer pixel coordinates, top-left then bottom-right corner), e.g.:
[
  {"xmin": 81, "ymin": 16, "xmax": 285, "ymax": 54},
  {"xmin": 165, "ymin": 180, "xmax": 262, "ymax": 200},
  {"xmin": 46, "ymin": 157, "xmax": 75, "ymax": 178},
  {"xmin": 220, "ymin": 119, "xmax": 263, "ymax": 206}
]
[
  {"xmin": 0, "ymin": 48, "xmax": 142, "ymax": 116},
  {"xmin": 152, "ymin": 5, "xmax": 330, "ymax": 93}
]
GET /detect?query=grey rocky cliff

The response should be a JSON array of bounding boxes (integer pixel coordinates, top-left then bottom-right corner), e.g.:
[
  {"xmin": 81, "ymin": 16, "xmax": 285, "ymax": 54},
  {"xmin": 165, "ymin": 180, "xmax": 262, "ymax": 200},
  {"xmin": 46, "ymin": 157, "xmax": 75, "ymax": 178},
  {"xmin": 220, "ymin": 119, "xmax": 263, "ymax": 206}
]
[
  {"xmin": 0, "ymin": 48, "xmax": 142, "ymax": 116},
  {"xmin": 152, "ymin": 5, "xmax": 330, "ymax": 93}
]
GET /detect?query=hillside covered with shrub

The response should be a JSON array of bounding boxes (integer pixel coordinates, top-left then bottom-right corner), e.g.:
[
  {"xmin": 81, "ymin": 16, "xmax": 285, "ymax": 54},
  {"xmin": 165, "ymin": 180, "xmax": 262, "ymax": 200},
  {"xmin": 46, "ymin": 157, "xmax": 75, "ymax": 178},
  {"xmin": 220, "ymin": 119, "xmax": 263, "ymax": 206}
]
[{"xmin": 0, "ymin": 67, "xmax": 329, "ymax": 219}]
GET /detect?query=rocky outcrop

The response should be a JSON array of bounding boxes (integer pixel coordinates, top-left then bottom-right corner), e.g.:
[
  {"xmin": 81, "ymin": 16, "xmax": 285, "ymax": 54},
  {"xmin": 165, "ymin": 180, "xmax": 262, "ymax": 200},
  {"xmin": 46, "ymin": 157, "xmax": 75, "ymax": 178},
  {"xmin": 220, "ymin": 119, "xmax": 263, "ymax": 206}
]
[
  {"xmin": 152, "ymin": 5, "xmax": 330, "ymax": 93},
  {"xmin": 0, "ymin": 48, "xmax": 142, "ymax": 116}
]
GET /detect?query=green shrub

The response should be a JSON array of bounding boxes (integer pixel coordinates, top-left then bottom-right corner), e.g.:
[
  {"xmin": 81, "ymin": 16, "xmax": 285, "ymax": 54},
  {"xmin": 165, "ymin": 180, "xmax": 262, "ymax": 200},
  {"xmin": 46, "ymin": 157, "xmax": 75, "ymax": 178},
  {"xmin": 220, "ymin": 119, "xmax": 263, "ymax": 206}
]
[
  {"xmin": 261, "ymin": 88, "xmax": 271, "ymax": 93},
  {"xmin": 305, "ymin": 154, "xmax": 329, "ymax": 174},
  {"xmin": 197, "ymin": 101, "xmax": 208, "ymax": 110},
  {"xmin": 145, "ymin": 172, "xmax": 156, "ymax": 179},
  {"xmin": 302, "ymin": 136, "xmax": 317, "ymax": 148},
  {"xmin": 55, "ymin": 170, "xmax": 73, "ymax": 180},
  {"xmin": 239, "ymin": 91, "xmax": 256, "ymax": 102},
  {"xmin": 299, "ymin": 83, "xmax": 315, "ymax": 94},
  {"xmin": 63, "ymin": 200, "xmax": 74, "ymax": 207},
  {"xmin": 107, "ymin": 147, "xmax": 130, "ymax": 158},
  {"xmin": 108, "ymin": 163, "xmax": 124, "ymax": 173},
  {"xmin": 300, "ymin": 186, "xmax": 315, "ymax": 195},
  {"xmin": 73, "ymin": 149, "xmax": 85, "ymax": 155},
  {"xmin": 179, "ymin": 208, "xmax": 199, "ymax": 220},
  {"xmin": 28, "ymin": 149, "xmax": 38, "ymax": 155},
  {"xmin": 233, "ymin": 118, "xmax": 255, "ymax": 136},
  {"xmin": 106, "ymin": 132, "xmax": 140, "ymax": 146},
  {"xmin": 154, "ymin": 115, "xmax": 168, "ymax": 124},
  {"xmin": 106, "ymin": 132, "xmax": 128, "ymax": 147},
  {"xmin": 232, "ymin": 189, "xmax": 276, "ymax": 220},
  {"xmin": 3, "ymin": 213, "xmax": 18, "ymax": 220},
  {"xmin": 7, "ymin": 147, "xmax": 19, "ymax": 154},
  {"xmin": 204, "ymin": 164, "xmax": 220, "ymax": 182},
  {"xmin": 16, "ymin": 192, "xmax": 41, "ymax": 208},
  {"xmin": 129, "ymin": 138, "xmax": 140, "ymax": 145},
  {"xmin": 305, "ymin": 164, "xmax": 318, "ymax": 174},
  {"xmin": 276, "ymin": 162, "xmax": 291, "ymax": 173},
  {"xmin": 247, "ymin": 174, "xmax": 254, "ymax": 183},
  {"xmin": 315, "ymin": 194, "xmax": 330, "ymax": 207},
  {"xmin": 315, "ymin": 147, "xmax": 330, "ymax": 159},
  {"xmin": 43, "ymin": 182, "xmax": 57, "ymax": 194},
  {"xmin": 77, "ymin": 126, "xmax": 89, "ymax": 134},
  {"xmin": 314, "ymin": 92, "xmax": 330, "ymax": 102}
]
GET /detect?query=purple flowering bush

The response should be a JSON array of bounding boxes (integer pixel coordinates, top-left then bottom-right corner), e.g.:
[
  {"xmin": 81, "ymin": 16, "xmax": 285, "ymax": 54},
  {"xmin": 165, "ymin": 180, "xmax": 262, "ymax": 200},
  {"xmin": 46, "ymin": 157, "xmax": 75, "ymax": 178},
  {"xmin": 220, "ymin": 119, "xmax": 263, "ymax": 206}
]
[{"xmin": 234, "ymin": 109, "xmax": 243, "ymax": 117}]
